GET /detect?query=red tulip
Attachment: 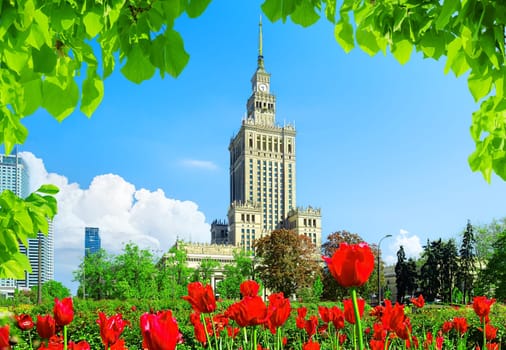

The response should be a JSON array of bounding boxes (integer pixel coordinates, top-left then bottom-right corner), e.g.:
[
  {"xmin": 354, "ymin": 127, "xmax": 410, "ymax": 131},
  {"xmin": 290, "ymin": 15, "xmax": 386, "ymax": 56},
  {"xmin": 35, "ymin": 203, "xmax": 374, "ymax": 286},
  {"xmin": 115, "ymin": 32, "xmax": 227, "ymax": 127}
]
[
  {"xmin": 302, "ymin": 340, "xmax": 320, "ymax": 350},
  {"xmin": 39, "ymin": 335, "xmax": 64, "ymax": 350},
  {"xmin": 140, "ymin": 310, "xmax": 179, "ymax": 350},
  {"xmin": 453, "ymin": 317, "xmax": 468, "ymax": 336},
  {"xmin": 323, "ymin": 242, "xmax": 375, "ymax": 288},
  {"xmin": 109, "ymin": 339, "xmax": 127, "ymax": 350},
  {"xmin": 68, "ymin": 340, "xmax": 91, "ymax": 350},
  {"xmin": 296, "ymin": 306, "xmax": 307, "ymax": 329},
  {"xmin": 240, "ymin": 280, "xmax": 260, "ymax": 297},
  {"xmin": 330, "ymin": 306, "xmax": 345, "ymax": 330},
  {"xmin": 225, "ymin": 295, "xmax": 267, "ymax": 327},
  {"xmin": 265, "ymin": 292, "xmax": 291, "ymax": 334},
  {"xmin": 37, "ymin": 315, "xmax": 56, "ymax": 339},
  {"xmin": 226, "ymin": 326, "xmax": 240, "ymax": 338},
  {"xmin": 390, "ymin": 303, "xmax": 411, "ymax": 340},
  {"xmin": 479, "ymin": 324, "xmax": 498, "ymax": 341},
  {"xmin": 0, "ymin": 325, "xmax": 10, "ymax": 350},
  {"xmin": 370, "ymin": 339, "xmax": 385, "ymax": 350},
  {"xmin": 441, "ymin": 321, "xmax": 453, "ymax": 334},
  {"xmin": 473, "ymin": 296, "xmax": 496, "ymax": 323},
  {"xmin": 53, "ymin": 297, "xmax": 74, "ymax": 327},
  {"xmin": 15, "ymin": 314, "xmax": 34, "ymax": 331},
  {"xmin": 182, "ymin": 282, "xmax": 216, "ymax": 314},
  {"xmin": 410, "ymin": 295, "xmax": 425, "ymax": 308},
  {"xmin": 97, "ymin": 312, "xmax": 129, "ymax": 349},
  {"xmin": 190, "ymin": 312, "xmax": 207, "ymax": 345},
  {"xmin": 343, "ymin": 298, "xmax": 365, "ymax": 324},
  {"xmin": 304, "ymin": 315, "xmax": 318, "ymax": 338}
]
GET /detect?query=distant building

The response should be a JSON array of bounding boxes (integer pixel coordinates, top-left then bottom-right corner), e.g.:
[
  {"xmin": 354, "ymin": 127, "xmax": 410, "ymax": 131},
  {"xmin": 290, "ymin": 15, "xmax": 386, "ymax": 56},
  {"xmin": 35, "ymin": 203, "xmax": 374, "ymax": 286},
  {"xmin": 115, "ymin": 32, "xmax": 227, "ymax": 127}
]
[
  {"xmin": 214, "ymin": 19, "xmax": 322, "ymax": 250},
  {"xmin": 0, "ymin": 153, "xmax": 54, "ymax": 296},
  {"xmin": 384, "ymin": 265, "xmax": 397, "ymax": 302},
  {"xmin": 85, "ymin": 227, "xmax": 101, "ymax": 255}
]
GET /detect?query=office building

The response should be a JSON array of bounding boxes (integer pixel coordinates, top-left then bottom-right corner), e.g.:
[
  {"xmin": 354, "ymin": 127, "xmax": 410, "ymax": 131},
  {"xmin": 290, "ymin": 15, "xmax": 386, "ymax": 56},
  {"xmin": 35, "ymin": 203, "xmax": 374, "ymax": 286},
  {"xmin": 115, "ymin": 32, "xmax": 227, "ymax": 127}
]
[{"xmin": 85, "ymin": 227, "xmax": 101, "ymax": 255}]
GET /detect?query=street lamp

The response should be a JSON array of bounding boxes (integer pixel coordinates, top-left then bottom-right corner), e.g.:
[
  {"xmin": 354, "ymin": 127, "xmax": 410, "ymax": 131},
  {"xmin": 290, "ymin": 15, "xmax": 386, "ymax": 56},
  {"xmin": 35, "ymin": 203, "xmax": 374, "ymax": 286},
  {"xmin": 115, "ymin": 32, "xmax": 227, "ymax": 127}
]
[{"xmin": 377, "ymin": 234, "xmax": 392, "ymax": 304}]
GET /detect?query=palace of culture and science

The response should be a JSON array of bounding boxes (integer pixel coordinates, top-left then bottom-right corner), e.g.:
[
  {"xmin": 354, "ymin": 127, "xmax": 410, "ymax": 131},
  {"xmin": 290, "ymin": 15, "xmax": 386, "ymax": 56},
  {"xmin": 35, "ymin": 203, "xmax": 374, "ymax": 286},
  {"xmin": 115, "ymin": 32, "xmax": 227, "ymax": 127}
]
[{"xmin": 209, "ymin": 20, "xmax": 322, "ymax": 251}]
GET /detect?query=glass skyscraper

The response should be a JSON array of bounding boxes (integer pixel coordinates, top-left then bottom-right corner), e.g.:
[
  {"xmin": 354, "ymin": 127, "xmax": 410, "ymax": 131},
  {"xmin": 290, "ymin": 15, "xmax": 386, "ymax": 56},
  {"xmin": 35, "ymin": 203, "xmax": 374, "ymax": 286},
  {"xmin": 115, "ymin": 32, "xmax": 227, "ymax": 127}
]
[{"xmin": 85, "ymin": 227, "xmax": 101, "ymax": 255}]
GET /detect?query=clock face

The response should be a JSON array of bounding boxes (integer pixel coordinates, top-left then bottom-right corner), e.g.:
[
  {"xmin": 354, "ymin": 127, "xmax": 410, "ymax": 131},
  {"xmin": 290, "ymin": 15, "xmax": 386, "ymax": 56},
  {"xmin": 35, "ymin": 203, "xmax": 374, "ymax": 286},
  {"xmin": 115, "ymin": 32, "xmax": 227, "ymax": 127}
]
[{"xmin": 259, "ymin": 83, "xmax": 267, "ymax": 92}]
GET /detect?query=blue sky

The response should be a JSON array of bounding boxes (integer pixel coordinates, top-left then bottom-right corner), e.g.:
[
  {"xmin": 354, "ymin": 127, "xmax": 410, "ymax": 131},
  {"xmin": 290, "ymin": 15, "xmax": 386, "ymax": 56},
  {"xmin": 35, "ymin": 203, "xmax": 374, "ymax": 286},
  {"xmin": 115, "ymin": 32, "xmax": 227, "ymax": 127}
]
[{"xmin": 16, "ymin": 1, "xmax": 506, "ymax": 289}]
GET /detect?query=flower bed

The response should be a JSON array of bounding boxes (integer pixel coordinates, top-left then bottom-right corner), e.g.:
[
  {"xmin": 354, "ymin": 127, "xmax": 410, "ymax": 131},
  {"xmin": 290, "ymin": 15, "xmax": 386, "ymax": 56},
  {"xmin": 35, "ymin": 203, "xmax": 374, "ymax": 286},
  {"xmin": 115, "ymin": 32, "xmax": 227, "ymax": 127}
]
[{"xmin": 3, "ymin": 243, "xmax": 505, "ymax": 349}]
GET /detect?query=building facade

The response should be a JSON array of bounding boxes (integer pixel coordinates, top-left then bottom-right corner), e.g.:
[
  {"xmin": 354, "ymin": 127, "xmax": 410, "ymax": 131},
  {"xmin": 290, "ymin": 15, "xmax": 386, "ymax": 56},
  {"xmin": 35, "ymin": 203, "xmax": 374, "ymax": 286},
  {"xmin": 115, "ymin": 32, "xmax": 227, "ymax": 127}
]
[
  {"xmin": 85, "ymin": 227, "xmax": 101, "ymax": 255},
  {"xmin": 0, "ymin": 153, "xmax": 54, "ymax": 295},
  {"xmin": 218, "ymin": 20, "xmax": 322, "ymax": 250}
]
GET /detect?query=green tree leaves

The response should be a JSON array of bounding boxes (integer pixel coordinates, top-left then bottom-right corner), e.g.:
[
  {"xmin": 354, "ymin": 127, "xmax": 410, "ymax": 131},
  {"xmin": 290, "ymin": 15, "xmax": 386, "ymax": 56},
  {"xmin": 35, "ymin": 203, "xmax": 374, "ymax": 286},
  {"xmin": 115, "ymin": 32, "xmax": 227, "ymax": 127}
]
[
  {"xmin": 261, "ymin": 0, "xmax": 506, "ymax": 182},
  {"xmin": 0, "ymin": 185, "xmax": 58, "ymax": 279}
]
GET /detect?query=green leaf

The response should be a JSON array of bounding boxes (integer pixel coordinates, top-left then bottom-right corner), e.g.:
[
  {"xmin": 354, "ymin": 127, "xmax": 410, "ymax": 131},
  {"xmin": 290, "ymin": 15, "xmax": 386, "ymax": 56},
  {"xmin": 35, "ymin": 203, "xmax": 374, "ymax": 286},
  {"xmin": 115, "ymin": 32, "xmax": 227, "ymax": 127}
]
[
  {"xmin": 121, "ymin": 45, "xmax": 156, "ymax": 83},
  {"xmin": 334, "ymin": 16, "xmax": 354, "ymax": 53},
  {"xmin": 436, "ymin": 0, "xmax": 460, "ymax": 30},
  {"xmin": 14, "ymin": 208, "xmax": 34, "ymax": 235},
  {"xmin": 324, "ymin": 0, "xmax": 336, "ymax": 22},
  {"xmin": 0, "ymin": 253, "xmax": 32, "ymax": 279},
  {"xmin": 42, "ymin": 78, "xmax": 79, "ymax": 121},
  {"xmin": 391, "ymin": 39, "xmax": 412, "ymax": 65},
  {"xmin": 0, "ymin": 108, "xmax": 29, "ymax": 153},
  {"xmin": 290, "ymin": 1, "xmax": 320, "ymax": 28},
  {"xmin": 51, "ymin": 4, "xmax": 76, "ymax": 31},
  {"xmin": 81, "ymin": 69, "xmax": 104, "ymax": 117},
  {"xmin": 468, "ymin": 71, "xmax": 493, "ymax": 102},
  {"xmin": 21, "ymin": 78, "xmax": 42, "ymax": 116},
  {"xmin": 36, "ymin": 184, "xmax": 60, "ymax": 195},
  {"xmin": 150, "ymin": 30, "xmax": 189, "ymax": 78},
  {"xmin": 0, "ymin": 229, "xmax": 21, "ymax": 255},
  {"xmin": 186, "ymin": 0, "xmax": 212, "ymax": 18},
  {"xmin": 262, "ymin": 0, "xmax": 297, "ymax": 22},
  {"xmin": 419, "ymin": 30, "xmax": 445, "ymax": 59},
  {"xmin": 356, "ymin": 26, "xmax": 380, "ymax": 56},
  {"xmin": 26, "ymin": 23, "xmax": 46, "ymax": 49},
  {"xmin": 480, "ymin": 31, "xmax": 500, "ymax": 70},
  {"xmin": 32, "ymin": 44, "xmax": 57, "ymax": 74},
  {"xmin": 4, "ymin": 47, "xmax": 30, "ymax": 75},
  {"xmin": 83, "ymin": 7, "xmax": 105, "ymax": 38},
  {"xmin": 444, "ymin": 37, "xmax": 462, "ymax": 74}
]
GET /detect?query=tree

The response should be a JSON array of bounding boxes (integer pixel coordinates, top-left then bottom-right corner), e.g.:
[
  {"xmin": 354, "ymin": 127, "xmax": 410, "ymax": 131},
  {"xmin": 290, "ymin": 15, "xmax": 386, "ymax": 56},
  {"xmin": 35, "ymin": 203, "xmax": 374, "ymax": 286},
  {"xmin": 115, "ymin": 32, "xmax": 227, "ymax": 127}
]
[
  {"xmin": 216, "ymin": 250, "xmax": 254, "ymax": 299},
  {"xmin": 112, "ymin": 243, "xmax": 158, "ymax": 299},
  {"xmin": 458, "ymin": 220, "xmax": 476, "ymax": 304},
  {"xmin": 73, "ymin": 249, "xmax": 114, "ymax": 300},
  {"xmin": 479, "ymin": 230, "xmax": 506, "ymax": 299},
  {"xmin": 440, "ymin": 239, "xmax": 459, "ymax": 302},
  {"xmin": 191, "ymin": 258, "xmax": 220, "ymax": 284},
  {"xmin": 419, "ymin": 238, "xmax": 459, "ymax": 302},
  {"xmin": 254, "ymin": 229, "xmax": 320, "ymax": 297},
  {"xmin": 321, "ymin": 230, "xmax": 379, "ymax": 300},
  {"xmin": 2, "ymin": 0, "xmax": 505, "ymax": 279},
  {"xmin": 157, "ymin": 240, "xmax": 193, "ymax": 301},
  {"xmin": 30, "ymin": 280, "xmax": 71, "ymax": 304}
]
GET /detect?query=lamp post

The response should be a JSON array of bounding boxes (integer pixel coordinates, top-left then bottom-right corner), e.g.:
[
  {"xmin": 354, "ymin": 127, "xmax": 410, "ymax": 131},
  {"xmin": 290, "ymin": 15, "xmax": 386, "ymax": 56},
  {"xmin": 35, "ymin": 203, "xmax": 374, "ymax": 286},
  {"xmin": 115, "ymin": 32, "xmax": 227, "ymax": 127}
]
[{"xmin": 377, "ymin": 234, "xmax": 392, "ymax": 305}]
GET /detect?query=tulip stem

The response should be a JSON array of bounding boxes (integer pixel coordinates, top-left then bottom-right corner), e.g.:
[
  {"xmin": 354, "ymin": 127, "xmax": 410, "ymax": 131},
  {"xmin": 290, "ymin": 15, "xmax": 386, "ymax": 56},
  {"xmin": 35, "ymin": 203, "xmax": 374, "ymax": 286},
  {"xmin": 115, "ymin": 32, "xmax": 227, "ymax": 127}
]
[
  {"xmin": 63, "ymin": 325, "xmax": 68, "ymax": 350},
  {"xmin": 351, "ymin": 288, "xmax": 364, "ymax": 350},
  {"xmin": 482, "ymin": 318, "xmax": 486, "ymax": 350}
]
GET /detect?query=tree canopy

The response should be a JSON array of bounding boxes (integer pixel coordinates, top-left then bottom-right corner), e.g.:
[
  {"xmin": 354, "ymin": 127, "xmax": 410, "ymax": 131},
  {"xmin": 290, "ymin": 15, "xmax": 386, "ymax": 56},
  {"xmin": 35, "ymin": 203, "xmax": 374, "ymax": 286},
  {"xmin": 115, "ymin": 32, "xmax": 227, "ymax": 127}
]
[{"xmin": 254, "ymin": 229, "xmax": 320, "ymax": 297}]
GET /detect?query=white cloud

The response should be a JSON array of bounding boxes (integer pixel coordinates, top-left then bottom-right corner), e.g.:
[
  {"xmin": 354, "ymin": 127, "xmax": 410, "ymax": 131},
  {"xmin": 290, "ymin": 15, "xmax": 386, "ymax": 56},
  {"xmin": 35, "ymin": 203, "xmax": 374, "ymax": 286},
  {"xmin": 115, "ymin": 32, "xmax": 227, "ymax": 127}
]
[
  {"xmin": 384, "ymin": 229, "xmax": 423, "ymax": 265},
  {"xmin": 20, "ymin": 152, "xmax": 211, "ymax": 293},
  {"xmin": 180, "ymin": 159, "xmax": 218, "ymax": 170}
]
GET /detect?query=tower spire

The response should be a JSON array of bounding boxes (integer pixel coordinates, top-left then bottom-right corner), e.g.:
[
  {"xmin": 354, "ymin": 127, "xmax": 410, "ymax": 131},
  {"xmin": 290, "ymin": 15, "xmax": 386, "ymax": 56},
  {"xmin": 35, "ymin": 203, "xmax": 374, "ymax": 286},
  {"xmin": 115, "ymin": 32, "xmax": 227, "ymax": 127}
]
[{"xmin": 257, "ymin": 15, "xmax": 264, "ymax": 70}]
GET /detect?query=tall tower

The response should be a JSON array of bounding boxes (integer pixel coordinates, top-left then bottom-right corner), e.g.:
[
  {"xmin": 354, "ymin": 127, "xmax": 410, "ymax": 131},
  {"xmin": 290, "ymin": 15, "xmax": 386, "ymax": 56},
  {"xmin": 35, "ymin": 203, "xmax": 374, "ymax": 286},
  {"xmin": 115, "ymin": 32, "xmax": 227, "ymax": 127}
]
[
  {"xmin": 85, "ymin": 227, "xmax": 101, "ymax": 255},
  {"xmin": 0, "ymin": 153, "xmax": 54, "ymax": 294},
  {"xmin": 226, "ymin": 19, "xmax": 321, "ymax": 250}
]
